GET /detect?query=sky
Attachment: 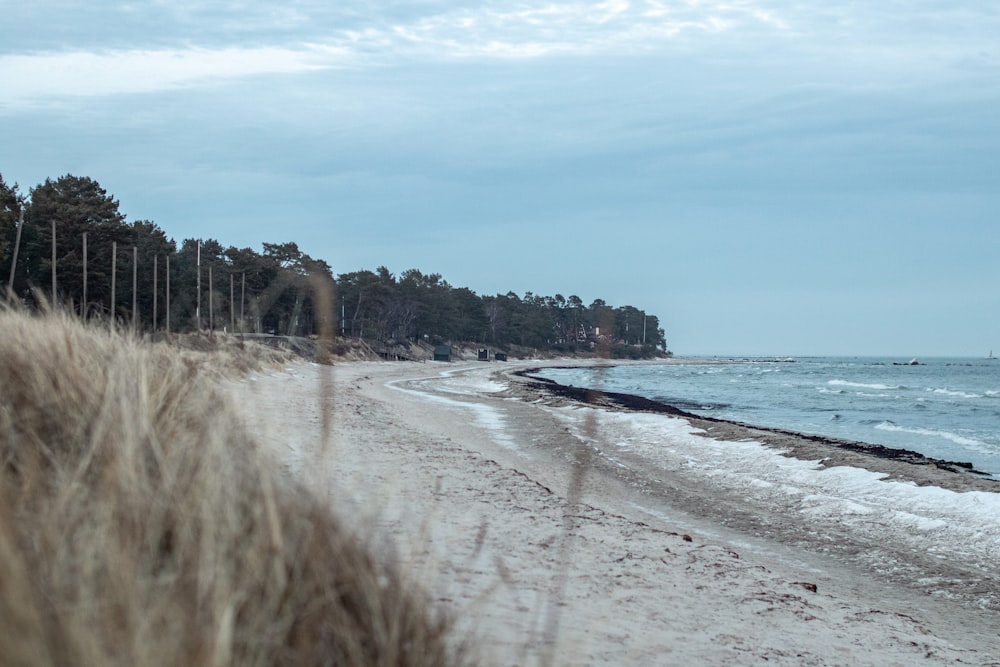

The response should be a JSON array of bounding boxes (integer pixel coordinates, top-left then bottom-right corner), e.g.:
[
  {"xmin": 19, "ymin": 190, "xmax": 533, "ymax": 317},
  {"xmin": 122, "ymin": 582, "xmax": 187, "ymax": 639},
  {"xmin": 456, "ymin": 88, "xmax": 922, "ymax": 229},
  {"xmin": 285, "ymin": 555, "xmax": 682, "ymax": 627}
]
[{"xmin": 2, "ymin": 1, "xmax": 998, "ymax": 356}]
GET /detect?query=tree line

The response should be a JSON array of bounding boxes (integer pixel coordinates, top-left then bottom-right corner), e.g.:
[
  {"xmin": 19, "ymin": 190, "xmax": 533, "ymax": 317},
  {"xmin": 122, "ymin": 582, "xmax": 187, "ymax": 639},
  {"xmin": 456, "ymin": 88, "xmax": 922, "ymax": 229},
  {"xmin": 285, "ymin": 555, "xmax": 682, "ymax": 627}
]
[{"xmin": 1, "ymin": 173, "xmax": 668, "ymax": 356}]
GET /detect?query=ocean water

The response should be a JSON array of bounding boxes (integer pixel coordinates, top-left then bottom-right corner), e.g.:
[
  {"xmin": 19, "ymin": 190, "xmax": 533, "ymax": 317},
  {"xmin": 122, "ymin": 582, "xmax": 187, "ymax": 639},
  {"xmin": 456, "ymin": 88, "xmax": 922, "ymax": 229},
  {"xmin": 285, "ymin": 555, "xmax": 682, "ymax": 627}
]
[{"xmin": 533, "ymin": 357, "xmax": 1000, "ymax": 477}]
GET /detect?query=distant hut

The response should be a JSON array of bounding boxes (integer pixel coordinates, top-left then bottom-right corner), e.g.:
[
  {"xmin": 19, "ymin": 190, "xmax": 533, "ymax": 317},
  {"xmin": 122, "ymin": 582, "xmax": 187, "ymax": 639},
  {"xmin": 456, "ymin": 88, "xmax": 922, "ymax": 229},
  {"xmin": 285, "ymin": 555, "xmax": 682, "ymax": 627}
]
[{"xmin": 433, "ymin": 345, "xmax": 452, "ymax": 362}]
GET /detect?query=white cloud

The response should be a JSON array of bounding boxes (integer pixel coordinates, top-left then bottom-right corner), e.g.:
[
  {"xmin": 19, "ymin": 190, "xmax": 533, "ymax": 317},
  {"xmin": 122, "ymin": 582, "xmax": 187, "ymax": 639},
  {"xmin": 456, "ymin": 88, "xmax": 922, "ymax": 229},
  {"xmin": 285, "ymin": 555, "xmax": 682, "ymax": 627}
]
[
  {"xmin": 6, "ymin": 0, "xmax": 996, "ymax": 106},
  {"xmin": 378, "ymin": 0, "xmax": 773, "ymax": 60},
  {"xmin": 2, "ymin": 0, "xmax": 787, "ymax": 105},
  {"xmin": 0, "ymin": 45, "xmax": 348, "ymax": 104}
]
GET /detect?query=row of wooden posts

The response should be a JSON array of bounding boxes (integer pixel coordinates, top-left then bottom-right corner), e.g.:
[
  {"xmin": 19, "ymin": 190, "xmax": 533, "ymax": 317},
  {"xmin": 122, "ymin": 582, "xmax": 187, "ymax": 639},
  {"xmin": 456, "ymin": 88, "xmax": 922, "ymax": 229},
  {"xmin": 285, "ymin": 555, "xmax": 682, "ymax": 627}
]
[{"xmin": 5, "ymin": 212, "xmax": 246, "ymax": 334}]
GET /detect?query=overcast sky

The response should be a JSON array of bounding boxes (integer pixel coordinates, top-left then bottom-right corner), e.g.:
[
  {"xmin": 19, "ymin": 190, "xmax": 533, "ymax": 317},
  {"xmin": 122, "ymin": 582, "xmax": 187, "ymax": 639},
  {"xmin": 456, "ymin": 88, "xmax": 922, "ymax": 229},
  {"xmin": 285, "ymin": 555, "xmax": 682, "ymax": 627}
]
[{"xmin": 2, "ymin": 1, "xmax": 998, "ymax": 356}]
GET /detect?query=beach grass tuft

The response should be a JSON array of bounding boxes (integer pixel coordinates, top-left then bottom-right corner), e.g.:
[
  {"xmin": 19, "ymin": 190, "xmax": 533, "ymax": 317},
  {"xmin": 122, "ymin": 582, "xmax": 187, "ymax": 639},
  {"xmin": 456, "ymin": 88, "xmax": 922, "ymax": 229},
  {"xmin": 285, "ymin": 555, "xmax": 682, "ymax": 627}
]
[{"xmin": 0, "ymin": 307, "xmax": 466, "ymax": 666}]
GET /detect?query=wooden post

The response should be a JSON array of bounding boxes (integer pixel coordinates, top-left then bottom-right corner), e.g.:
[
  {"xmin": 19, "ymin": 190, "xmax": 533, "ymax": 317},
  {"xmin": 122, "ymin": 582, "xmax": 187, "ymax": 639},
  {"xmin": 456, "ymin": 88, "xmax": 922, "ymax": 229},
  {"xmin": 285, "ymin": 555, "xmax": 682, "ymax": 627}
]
[
  {"xmin": 82, "ymin": 232, "xmax": 88, "ymax": 318},
  {"xmin": 287, "ymin": 293, "xmax": 302, "ymax": 336},
  {"xmin": 51, "ymin": 219, "xmax": 57, "ymax": 300},
  {"xmin": 240, "ymin": 272, "xmax": 245, "ymax": 334},
  {"xmin": 166, "ymin": 255, "xmax": 171, "ymax": 334},
  {"xmin": 131, "ymin": 246, "xmax": 138, "ymax": 333},
  {"xmin": 6, "ymin": 210, "xmax": 23, "ymax": 300},
  {"xmin": 208, "ymin": 265, "xmax": 214, "ymax": 332},
  {"xmin": 153, "ymin": 255, "xmax": 158, "ymax": 331},
  {"xmin": 110, "ymin": 241, "xmax": 117, "ymax": 329},
  {"xmin": 230, "ymin": 273, "xmax": 235, "ymax": 333},
  {"xmin": 195, "ymin": 240, "xmax": 201, "ymax": 330}
]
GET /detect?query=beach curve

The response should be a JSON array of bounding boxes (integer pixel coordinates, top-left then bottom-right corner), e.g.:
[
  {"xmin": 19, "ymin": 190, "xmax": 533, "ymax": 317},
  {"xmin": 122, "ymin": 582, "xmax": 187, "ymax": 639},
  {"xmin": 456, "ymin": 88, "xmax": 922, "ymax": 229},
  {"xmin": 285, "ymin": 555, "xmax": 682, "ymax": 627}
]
[{"xmin": 233, "ymin": 358, "xmax": 1000, "ymax": 666}]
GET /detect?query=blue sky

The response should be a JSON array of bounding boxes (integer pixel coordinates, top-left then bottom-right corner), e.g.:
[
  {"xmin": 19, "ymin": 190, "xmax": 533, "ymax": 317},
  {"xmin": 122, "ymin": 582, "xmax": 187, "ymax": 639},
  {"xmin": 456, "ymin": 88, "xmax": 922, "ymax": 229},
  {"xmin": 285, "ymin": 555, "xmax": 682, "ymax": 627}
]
[{"xmin": 2, "ymin": 1, "xmax": 998, "ymax": 356}]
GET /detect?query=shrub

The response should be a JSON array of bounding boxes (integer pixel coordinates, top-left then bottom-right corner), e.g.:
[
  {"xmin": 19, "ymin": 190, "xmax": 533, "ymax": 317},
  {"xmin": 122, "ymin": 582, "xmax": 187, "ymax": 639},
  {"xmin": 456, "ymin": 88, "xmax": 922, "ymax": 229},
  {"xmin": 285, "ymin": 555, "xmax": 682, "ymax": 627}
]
[{"xmin": 0, "ymin": 308, "xmax": 466, "ymax": 667}]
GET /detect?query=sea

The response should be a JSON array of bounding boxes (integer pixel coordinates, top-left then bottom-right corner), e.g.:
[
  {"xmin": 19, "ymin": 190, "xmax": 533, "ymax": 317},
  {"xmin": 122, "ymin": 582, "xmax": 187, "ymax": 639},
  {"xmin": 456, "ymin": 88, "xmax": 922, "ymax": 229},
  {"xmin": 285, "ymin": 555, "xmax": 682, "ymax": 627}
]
[{"xmin": 533, "ymin": 357, "xmax": 1000, "ymax": 478}]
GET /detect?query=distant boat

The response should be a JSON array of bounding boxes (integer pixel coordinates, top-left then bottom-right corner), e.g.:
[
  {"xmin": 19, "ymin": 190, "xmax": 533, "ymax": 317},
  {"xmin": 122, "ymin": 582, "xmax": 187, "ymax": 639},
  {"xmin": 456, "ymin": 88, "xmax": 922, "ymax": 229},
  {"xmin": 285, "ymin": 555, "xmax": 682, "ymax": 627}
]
[{"xmin": 989, "ymin": 350, "xmax": 995, "ymax": 360}]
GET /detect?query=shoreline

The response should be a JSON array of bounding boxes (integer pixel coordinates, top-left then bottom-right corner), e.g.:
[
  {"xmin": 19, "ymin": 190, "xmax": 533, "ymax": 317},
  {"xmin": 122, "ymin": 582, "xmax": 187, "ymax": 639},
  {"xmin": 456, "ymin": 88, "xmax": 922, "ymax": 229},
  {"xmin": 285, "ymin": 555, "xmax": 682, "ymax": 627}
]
[
  {"xmin": 235, "ymin": 358, "xmax": 1000, "ymax": 665},
  {"xmin": 514, "ymin": 366, "xmax": 999, "ymax": 492}
]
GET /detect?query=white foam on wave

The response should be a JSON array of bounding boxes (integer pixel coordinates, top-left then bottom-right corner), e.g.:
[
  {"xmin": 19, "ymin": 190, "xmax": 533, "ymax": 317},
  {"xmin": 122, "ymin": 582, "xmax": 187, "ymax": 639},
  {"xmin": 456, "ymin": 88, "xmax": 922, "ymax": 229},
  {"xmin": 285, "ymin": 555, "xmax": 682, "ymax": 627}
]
[
  {"xmin": 828, "ymin": 379, "xmax": 900, "ymax": 391},
  {"xmin": 873, "ymin": 421, "xmax": 989, "ymax": 451},
  {"xmin": 930, "ymin": 387, "xmax": 981, "ymax": 399}
]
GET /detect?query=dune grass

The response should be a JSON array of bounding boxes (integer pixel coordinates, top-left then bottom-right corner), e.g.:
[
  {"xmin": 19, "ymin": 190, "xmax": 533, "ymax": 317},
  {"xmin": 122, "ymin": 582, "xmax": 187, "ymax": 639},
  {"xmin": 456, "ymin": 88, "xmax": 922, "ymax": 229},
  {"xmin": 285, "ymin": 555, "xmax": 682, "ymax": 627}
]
[{"xmin": 0, "ymin": 308, "xmax": 466, "ymax": 666}]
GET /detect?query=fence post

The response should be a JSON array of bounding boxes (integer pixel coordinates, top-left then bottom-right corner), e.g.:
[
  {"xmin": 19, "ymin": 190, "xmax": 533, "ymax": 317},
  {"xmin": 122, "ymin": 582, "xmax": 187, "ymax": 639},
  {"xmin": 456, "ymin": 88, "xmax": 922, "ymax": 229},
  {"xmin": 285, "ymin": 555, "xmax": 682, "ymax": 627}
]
[
  {"xmin": 166, "ymin": 255, "xmax": 171, "ymax": 334},
  {"xmin": 196, "ymin": 240, "xmax": 201, "ymax": 330},
  {"xmin": 5, "ymin": 210, "xmax": 23, "ymax": 300},
  {"xmin": 110, "ymin": 241, "xmax": 117, "ymax": 329},
  {"xmin": 51, "ymin": 219, "xmax": 57, "ymax": 300},
  {"xmin": 240, "ymin": 272, "xmax": 245, "ymax": 334},
  {"xmin": 82, "ymin": 232, "xmax": 88, "ymax": 318},
  {"xmin": 209, "ymin": 265, "xmax": 214, "ymax": 332},
  {"xmin": 230, "ymin": 273, "xmax": 235, "ymax": 333},
  {"xmin": 153, "ymin": 255, "xmax": 158, "ymax": 331},
  {"xmin": 132, "ymin": 246, "xmax": 138, "ymax": 333}
]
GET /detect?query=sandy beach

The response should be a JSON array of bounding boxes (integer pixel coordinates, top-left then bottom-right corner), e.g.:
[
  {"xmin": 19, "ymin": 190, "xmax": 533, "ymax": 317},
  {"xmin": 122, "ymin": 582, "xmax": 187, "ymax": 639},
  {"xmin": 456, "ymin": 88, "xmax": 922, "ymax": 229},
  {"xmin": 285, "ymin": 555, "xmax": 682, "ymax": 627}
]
[{"xmin": 233, "ymin": 358, "xmax": 1000, "ymax": 666}]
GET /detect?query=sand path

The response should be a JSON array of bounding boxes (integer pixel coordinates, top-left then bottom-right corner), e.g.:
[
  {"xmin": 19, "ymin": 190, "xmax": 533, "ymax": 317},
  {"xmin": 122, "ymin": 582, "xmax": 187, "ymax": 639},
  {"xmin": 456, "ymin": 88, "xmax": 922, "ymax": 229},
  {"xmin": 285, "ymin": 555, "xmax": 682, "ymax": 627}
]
[{"xmin": 233, "ymin": 359, "xmax": 1000, "ymax": 666}]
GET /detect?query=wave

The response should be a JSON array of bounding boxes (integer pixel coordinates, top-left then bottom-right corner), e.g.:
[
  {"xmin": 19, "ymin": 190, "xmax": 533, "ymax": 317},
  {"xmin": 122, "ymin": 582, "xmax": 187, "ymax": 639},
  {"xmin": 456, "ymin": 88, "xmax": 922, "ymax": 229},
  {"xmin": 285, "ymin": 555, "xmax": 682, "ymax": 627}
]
[
  {"xmin": 930, "ymin": 388, "xmax": 981, "ymax": 399},
  {"xmin": 828, "ymin": 379, "xmax": 900, "ymax": 391},
  {"xmin": 874, "ymin": 421, "xmax": 988, "ymax": 449}
]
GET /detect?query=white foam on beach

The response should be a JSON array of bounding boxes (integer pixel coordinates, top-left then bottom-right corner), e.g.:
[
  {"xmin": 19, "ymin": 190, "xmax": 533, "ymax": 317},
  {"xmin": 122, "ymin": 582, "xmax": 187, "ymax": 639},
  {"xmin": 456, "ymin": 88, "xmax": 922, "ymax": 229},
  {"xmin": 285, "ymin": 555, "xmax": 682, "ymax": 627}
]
[
  {"xmin": 434, "ymin": 375, "xmax": 508, "ymax": 395},
  {"xmin": 543, "ymin": 404, "xmax": 1000, "ymax": 579},
  {"xmin": 388, "ymin": 374, "xmax": 525, "ymax": 456}
]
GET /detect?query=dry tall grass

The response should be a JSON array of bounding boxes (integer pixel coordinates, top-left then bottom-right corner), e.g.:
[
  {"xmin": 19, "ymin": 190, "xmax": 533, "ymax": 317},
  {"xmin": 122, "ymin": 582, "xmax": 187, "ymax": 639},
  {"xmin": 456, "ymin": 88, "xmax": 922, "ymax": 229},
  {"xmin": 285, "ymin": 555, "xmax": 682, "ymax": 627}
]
[{"xmin": 0, "ymin": 308, "xmax": 465, "ymax": 667}]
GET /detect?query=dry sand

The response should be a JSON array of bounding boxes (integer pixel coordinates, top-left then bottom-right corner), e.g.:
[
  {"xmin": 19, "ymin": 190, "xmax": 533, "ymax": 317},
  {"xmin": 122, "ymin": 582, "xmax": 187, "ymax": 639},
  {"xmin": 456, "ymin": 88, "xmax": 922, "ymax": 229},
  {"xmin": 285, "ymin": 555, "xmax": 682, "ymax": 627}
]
[{"xmin": 233, "ymin": 358, "xmax": 1000, "ymax": 666}]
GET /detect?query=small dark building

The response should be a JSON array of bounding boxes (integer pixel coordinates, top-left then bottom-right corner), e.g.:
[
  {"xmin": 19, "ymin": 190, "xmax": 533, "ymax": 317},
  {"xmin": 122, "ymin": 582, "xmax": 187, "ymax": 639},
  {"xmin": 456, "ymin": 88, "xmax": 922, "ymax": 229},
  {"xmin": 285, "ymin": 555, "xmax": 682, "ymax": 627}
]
[
  {"xmin": 478, "ymin": 348, "xmax": 489, "ymax": 361},
  {"xmin": 433, "ymin": 345, "xmax": 452, "ymax": 362}
]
